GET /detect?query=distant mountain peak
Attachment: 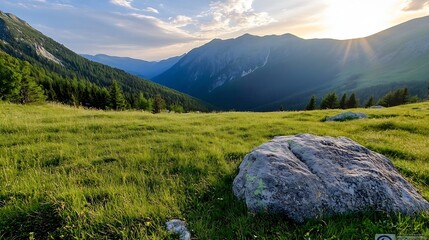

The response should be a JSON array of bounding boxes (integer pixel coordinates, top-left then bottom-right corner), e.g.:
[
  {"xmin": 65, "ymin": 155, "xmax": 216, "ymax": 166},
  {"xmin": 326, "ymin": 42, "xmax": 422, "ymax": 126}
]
[
  {"xmin": 81, "ymin": 53, "xmax": 183, "ymax": 79},
  {"xmin": 281, "ymin": 33, "xmax": 300, "ymax": 39},
  {"xmin": 154, "ymin": 16, "xmax": 429, "ymax": 111},
  {"xmin": 237, "ymin": 33, "xmax": 257, "ymax": 39},
  {"xmin": 0, "ymin": 11, "xmax": 31, "ymax": 27}
]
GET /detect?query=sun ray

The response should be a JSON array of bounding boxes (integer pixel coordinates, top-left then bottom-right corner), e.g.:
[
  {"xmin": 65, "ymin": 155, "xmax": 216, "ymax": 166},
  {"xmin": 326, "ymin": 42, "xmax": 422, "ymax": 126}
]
[
  {"xmin": 341, "ymin": 40, "xmax": 353, "ymax": 65},
  {"xmin": 357, "ymin": 38, "xmax": 375, "ymax": 61}
]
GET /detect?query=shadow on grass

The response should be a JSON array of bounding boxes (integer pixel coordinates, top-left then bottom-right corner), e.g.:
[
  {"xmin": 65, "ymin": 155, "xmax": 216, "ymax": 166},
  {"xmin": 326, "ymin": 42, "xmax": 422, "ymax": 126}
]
[
  {"xmin": 0, "ymin": 197, "xmax": 62, "ymax": 239},
  {"xmin": 365, "ymin": 121, "xmax": 428, "ymax": 136}
]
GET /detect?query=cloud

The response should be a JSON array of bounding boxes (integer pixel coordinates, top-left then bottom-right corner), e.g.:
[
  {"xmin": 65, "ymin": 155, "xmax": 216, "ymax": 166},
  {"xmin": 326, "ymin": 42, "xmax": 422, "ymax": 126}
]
[
  {"xmin": 403, "ymin": 0, "xmax": 429, "ymax": 11},
  {"xmin": 110, "ymin": 0, "xmax": 135, "ymax": 10},
  {"xmin": 109, "ymin": 1, "xmax": 159, "ymax": 13},
  {"xmin": 13, "ymin": 5, "xmax": 197, "ymax": 59},
  {"xmin": 196, "ymin": 0, "xmax": 275, "ymax": 37},
  {"xmin": 4, "ymin": 0, "xmax": 74, "ymax": 9},
  {"xmin": 144, "ymin": 7, "xmax": 159, "ymax": 14},
  {"xmin": 170, "ymin": 15, "xmax": 194, "ymax": 27},
  {"xmin": 127, "ymin": 13, "xmax": 194, "ymax": 38}
]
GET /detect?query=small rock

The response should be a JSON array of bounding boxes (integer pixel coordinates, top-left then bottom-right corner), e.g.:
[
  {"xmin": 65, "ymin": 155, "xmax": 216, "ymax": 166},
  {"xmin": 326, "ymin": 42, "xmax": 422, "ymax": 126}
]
[
  {"xmin": 233, "ymin": 134, "xmax": 429, "ymax": 222},
  {"xmin": 326, "ymin": 112, "xmax": 368, "ymax": 122},
  {"xmin": 370, "ymin": 105, "xmax": 385, "ymax": 109},
  {"xmin": 165, "ymin": 219, "xmax": 191, "ymax": 240}
]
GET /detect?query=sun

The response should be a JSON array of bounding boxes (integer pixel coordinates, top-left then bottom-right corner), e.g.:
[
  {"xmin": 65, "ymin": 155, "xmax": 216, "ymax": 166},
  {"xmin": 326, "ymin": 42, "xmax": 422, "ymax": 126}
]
[{"xmin": 324, "ymin": 0, "xmax": 395, "ymax": 39}]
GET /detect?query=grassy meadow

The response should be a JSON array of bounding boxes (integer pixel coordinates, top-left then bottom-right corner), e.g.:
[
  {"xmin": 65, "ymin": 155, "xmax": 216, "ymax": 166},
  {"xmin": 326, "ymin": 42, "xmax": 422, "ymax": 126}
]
[{"xmin": 1, "ymin": 102, "xmax": 429, "ymax": 239}]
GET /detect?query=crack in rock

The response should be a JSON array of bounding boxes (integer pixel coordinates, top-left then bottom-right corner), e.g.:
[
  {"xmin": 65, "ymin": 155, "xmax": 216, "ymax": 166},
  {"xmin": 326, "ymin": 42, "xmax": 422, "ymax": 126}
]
[{"xmin": 233, "ymin": 134, "xmax": 429, "ymax": 222}]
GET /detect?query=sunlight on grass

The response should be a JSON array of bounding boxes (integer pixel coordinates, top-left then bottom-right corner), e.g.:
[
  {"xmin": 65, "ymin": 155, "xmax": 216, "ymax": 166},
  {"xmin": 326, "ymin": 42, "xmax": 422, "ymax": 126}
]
[{"xmin": 1, "ymin": 102, "xmax": 429, "ymax": 239}]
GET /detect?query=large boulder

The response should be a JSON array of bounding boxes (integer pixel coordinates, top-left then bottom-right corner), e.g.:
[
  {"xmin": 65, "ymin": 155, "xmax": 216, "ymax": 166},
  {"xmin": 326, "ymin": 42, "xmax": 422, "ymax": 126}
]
[
  {"xmin": 233, "ymin": 134, "xmax": 429, "ymax": 222},
  {"xmin": 326, "ymin": 112, "xmax": 368, "ymax": 122}
]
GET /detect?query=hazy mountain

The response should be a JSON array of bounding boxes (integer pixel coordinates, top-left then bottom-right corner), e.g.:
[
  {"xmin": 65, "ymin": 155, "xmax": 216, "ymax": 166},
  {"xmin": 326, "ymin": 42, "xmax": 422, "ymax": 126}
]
[
  {"xmin": 0, "ymin": 10, "xmax": 208, "ymax": 111},
  {"xmin": 154, "ymin": 16, "xmax": 429, "ymax": 111},
  {"xmin": 81, "ymin": 54, "xmax": 183, "ymax": 79}
]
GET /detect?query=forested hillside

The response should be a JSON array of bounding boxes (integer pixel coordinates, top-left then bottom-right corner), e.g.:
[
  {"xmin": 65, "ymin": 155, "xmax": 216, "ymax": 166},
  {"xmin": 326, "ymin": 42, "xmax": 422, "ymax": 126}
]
[{"xmin": 0, "ymin": 11, "xmax": 208, "ymax": 111}]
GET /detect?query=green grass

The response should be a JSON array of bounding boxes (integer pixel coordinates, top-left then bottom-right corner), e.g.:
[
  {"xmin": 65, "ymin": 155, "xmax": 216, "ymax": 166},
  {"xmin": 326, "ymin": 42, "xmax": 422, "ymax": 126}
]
[{"xmin": 1, "ymin": 102, "xmax": 429, "ymax": 239}]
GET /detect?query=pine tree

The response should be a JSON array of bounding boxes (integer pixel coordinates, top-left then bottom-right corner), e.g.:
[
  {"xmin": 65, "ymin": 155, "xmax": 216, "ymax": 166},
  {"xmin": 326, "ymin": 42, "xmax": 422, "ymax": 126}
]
[
  {"xmin": 170, "ymin": 103, "xmax": 185, "ymax": 113},
  {"xmin": 45, "ymin": 80, "xmax": 57, "ymax": 101},
  {"xmin": 18, "ymin": 63, "xmax": 46, "ymax": 104},
  {"xmin": 365, "ymin": 96, "xmax": 374, "ymax": 108},
  {"xmin": 378, "ymin": 88, "xmax": 410, "ymax": 107},
  {"xmin": 402, "ymin": 88, "xmax": 409, "ymax": 104},
  {"xmin": 146, "ymin": 98, "xmax": 154, "ymax": 112},
  {"xmin": 98, "ymin": 87, "xmax": 110, "ymax": 109},
  {"xmin": 108, "ymin": 80, "xmax": 127, "ymax": 110},
  {"xmin": 153, "ymin": 94, "xmax": 166, "ymax": 114},
  {"xmin": 346, "ymin": 93, "xmax": 359, "ymax": 108},
  {"xmin": 0, "ymin": 59, "xmax": 21, "ymax": 101},
  {"xmin": 427, "ymin": 81, "xmax": 429, "ymax": 100},
  {"xmin": 340, "ymin": 93, "xmax": 347, "ymax": 109},
  {"xmin": 305, "ymin": 96, "xmax": 316, "ymax": 110},
  {"xmin": 136, "ymin": 92, "xmax": 151, "ymax": 111},
  {"xmin": 320, "ymin": 92, "xmax": 339, "ymax": 109}
]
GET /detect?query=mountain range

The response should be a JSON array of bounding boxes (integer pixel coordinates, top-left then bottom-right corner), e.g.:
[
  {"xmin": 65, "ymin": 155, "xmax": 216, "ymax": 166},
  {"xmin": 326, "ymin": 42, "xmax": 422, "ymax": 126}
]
[
  {"xmin": 2, "ymin": 9, "xmax": 429, "ymax": 111},
  {"xmin": 0, "ymin": 10, "xmax": 208, "ymax": 111},
  {"xmin": 81, "ymin": 54, "xmax": 182, "ymax": 79},
  {"xmin": 152, "ymin": 16, "xmax": 429, "ymax": 110}
]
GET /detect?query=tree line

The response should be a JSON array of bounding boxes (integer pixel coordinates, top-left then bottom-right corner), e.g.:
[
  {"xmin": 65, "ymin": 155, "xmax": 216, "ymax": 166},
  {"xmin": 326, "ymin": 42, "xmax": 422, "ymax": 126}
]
[
  {"xmin": 0, "ymin": 23, "xmax": 208, "ymax": 112},
  {"xmin": 305, "ymin": 87, "xmax": 423, "ymax": 111},
  {"xmin": 0, "ymin": 51, "xmax": 184, "ymax": 113}
]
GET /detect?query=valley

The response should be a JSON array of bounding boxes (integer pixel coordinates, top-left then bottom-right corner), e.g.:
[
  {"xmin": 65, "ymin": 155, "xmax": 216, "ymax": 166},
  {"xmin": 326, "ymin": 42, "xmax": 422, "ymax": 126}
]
[
  {"xmin": 1, "ymin": 3, "xmax": 429, "ymax": 239},
  {"xmin": 80, "ymin": 16, "xmax": 429, "ymax": 111},
  {"xmin": 81, "ymin": 54, "xmax": 183, "ymax": 79}
]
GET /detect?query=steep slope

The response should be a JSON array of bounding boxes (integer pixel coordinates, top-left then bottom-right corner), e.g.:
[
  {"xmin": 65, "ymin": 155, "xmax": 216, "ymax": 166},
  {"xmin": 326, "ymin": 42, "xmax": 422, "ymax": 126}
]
[
  {"xmin": 0, "ymin": 11, "xmax": 208, "ymax": 111},
  {"xmin": 81, "ymin": 54, "xmax": 183, "ymax": 79},
  {"xmin": 154, "ymin": 16, "xmax": 429, "ymax": 110}
]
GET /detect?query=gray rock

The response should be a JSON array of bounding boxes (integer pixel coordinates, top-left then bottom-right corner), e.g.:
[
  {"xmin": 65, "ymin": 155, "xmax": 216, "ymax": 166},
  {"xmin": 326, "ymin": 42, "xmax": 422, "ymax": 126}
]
[
  {"xmin": 326, "ymin": 112, "xmax": 368, "ymax": 122},
  {"xmin": 165, "ymin": 219, "xmax": 191, "ymax": 240},
  {"xmin": 233, "ymin": 134, "xmax": 429, "ymax": 222},
  {"xmin": 370, "ymin": 105, "xmax": 385, "ymax": 109}
]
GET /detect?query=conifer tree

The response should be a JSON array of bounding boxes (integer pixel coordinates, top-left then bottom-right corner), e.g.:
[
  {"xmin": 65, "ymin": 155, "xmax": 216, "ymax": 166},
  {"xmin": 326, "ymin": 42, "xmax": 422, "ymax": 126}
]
[
  {"xmin": 339, "ymin": 93, "xmax": 347, "ymax": 109},
  {"xmin": 346, "ymin": 93, "xmax": 359, "ymax": 108},
  {"xmin": 0, "ymin": 59, "xmax": 21, "ymax": 101},
  {"xmin": 305, "ymin": 96, "xmax": 316, "ymax": 110},
  {"xmin": 378, "ymin": 88, "xmax": 410, "ymax": 107},
  {"xmin": 320, "ymin": 92, "xmax": 339, "ymax": 109},
  {"xmin": 18, "ymin": 63, "xmax": 46, "ymax": 104},
  {"xmin": 99, "ymin": 88, "xmax": 110, "ymax": 109},
  {"xmin": 136, "ymin": 92, "xmax": 152, "ymax": 111},
  {"xmin": 365, "ymin": 96, "xmax": 374, "ymax": 108},
  {"xmin": 170, "ymin": 103, "xmax": 185, "ymax": 113},
  {"xmin": 427, "ymin": 81, "xmax": 429, "ymax": 100},
  {"xmin": 146, "ymin": 98, "xmax": 154, "ymax": 112},
  {"xmin": 402, "ymin": 88, "xmax": 409, "ymax": 103},
  {"xmin": 108, "ymin": 80, "xmax": 127, "ymax": 110},
  {"xmin": 153, "ymin": 94, "xmax": 166, "ymax": 114}
]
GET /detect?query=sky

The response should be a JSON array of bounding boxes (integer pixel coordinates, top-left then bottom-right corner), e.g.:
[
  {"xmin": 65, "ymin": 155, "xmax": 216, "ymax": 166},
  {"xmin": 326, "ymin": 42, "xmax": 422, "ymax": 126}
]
[{"xmin": 0, "ymin": 0, "xmax": 428, "ymax": 61}]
